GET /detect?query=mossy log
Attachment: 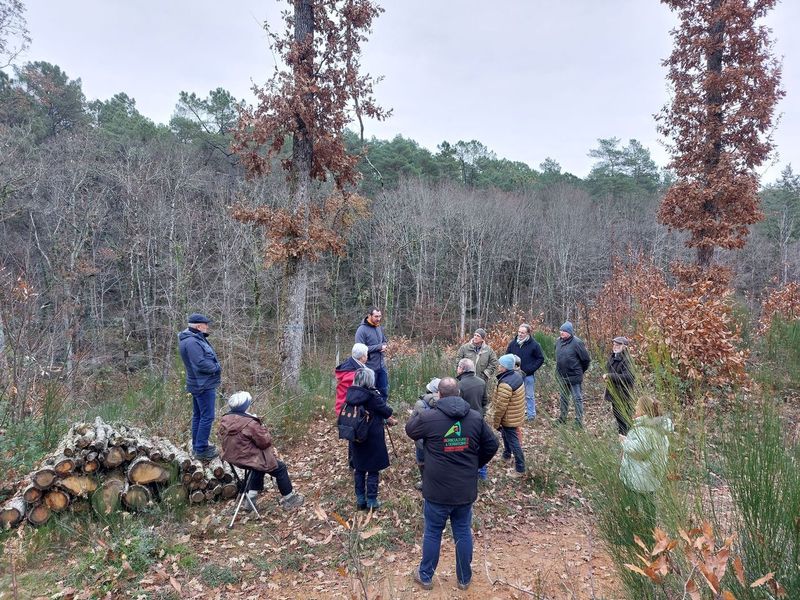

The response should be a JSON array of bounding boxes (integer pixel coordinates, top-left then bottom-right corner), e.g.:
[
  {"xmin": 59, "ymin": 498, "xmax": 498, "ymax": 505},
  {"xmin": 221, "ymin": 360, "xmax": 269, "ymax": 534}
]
[
  {"xmin": 59, "ymin": 475, "xmax": 98, "ymax": 497},
  {"xmin": 121, "ymin": 483, "xmax": 151, "ymax": 511},
  {"xmin": 160, "ymin": 484, "xmax": 188, "ymax": 509},
  {"xmin": 27, "ymin": 503, "xmax": 52, "ymax": 526},
  {"xmin": 0, "ymin": 495, "xmax": 26, "ymax": 529},
  {"xmin": 127, "ymin": 457, "xmax": 170, "ymax": 485},
  {"xmin": 91, "ymin": 479, "xmax": 124, "ymax": 516},
  {"xmin": 31, "ymin": 467, "xmax": 57, "ymax": 490},
  {"xmin": 44, "ymin": 488, "xmax": 71, "ymax": 512}
]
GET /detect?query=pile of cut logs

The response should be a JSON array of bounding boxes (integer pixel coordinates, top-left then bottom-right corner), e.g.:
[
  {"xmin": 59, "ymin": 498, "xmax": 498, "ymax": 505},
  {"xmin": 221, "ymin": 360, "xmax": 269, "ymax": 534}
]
[{"xmin": 0, "ymin": 417, "xmax": 238, "ymax": 529}]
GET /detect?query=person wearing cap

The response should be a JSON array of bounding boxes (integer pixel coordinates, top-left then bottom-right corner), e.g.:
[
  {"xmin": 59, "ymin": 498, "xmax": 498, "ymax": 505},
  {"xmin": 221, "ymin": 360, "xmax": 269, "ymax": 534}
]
[
  {"xmin": 456, "ymin": 328, "xmax": 498, "ymax": 384},
  {"xmin": 506, "ymin": 323, "xmax": 545, "ymax": 421},
  {"xmin": 179, "ymin": 313, "xmax": 222, "ymax": 460},
  {"xmin": 355, "ymin": 307, "xmax": 390, "ymax": 401},
  {"xmin": 334, "ymin": 343, "xmax": 369, "ymax": 414},
  {"xmin": 491, "ymin": 354, "xmax": 526, "ymax": 477},
  {"xmin": 218, "ymin": 391, "xmax": 305, "ymax": 510},
  {"xmin": 603, "ymin": 336, "xmax": 636, "ymax": 436},
  {"xmin": 411, "ymin": 377, "xmax": 440, "ymax": 490},
  {"xmin": 555, "ymin": 321, "xmax": 591, "ymax": 427}
]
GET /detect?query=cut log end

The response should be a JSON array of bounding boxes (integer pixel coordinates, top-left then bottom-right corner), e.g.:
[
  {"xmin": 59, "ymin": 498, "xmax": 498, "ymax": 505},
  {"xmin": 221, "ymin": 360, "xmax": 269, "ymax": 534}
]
[
  {"xmin": 27, "ymin": 504, "xmax": 52, "ymax": 527},
  {"xmin": 44, "ymin": 489, "xmax": 71, "ymax": 512}
]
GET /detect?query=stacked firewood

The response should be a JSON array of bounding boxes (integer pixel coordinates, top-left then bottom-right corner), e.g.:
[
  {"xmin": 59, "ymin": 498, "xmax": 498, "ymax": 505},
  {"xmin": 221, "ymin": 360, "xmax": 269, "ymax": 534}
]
[{"xmin": 0, "ymin": 417, "xmax": 239, "ymax": 529}]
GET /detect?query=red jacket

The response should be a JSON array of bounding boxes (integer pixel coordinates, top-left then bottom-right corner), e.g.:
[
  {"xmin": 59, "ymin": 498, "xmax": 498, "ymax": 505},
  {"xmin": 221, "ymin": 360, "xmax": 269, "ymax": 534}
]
[
  {"xmin": 334, "ymin": 356, "xmax": 362, "ymax": 413},
  {"xmin": 218, "ymin": 412, "xmax": 278, "ymax": 472}
]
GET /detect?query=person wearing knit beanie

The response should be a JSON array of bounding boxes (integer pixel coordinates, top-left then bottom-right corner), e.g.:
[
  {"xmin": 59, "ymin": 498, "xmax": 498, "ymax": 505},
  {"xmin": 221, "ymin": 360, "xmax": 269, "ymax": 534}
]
[{"xmin": 555, "ymin": 321, "xmax": 591, "ymax": 427}]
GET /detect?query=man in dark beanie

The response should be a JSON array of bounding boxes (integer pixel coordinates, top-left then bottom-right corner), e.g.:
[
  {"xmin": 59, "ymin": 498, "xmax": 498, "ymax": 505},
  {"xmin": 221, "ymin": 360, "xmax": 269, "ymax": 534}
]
[
  {"xmin": 555, "ymin": 321, "xmax": 591, "ymax": 427},
  {"xmin": 179, "ymin": 313, "xmax": 222, "ymax": 460}
]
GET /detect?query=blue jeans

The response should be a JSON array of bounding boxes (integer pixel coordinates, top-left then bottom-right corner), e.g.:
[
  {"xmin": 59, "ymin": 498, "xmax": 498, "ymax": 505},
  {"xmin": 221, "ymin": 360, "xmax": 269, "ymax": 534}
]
[
  {"xmin": 354, "ymin": 469, "xmax": 380, "ymax": 506},
  {"xmin": 419, "ymin": 500, "xmax": 473, "ymax": 586},
  {"xmin": 500, "ymin": 426, "xmax": 525, "ymax": 473},
  {"xmin": 191, "ymin": 388, "xmax": 217, "ymax": 453},
  {"xmin": 374, "ymin": 367, "xmax": 389, "ymax": 401},
  {"xmin": 559, "ymin": 382, "xmax": 584, "ymax": 426},
  {"xmin": 524, "ymin": 374, "xmax": 536, "ymax": 419}
]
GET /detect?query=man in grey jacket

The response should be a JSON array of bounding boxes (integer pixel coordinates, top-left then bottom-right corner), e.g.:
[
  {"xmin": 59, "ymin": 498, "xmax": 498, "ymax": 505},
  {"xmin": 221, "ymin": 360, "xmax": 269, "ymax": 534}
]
[
  {"xmin": 555, "ymin": 321, "xmax": 591, "ymax": 427},
  {"xmin": 355, "ymin": 307, "xmax": 389, "ymax": 400}
]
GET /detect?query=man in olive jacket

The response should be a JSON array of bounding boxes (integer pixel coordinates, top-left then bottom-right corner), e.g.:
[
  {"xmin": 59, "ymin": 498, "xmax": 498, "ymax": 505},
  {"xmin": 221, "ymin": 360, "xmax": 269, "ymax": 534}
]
[
  {"xmin": 492, "ymin": 354, "xmax": 526, "ymax": 477},
  {"xmin": 555, "ymin": 321, "xmax": 591, "ymax": 427},
  {"xmin": 406, "ymin": 377, "xmax": 498, "ymax": 591}
]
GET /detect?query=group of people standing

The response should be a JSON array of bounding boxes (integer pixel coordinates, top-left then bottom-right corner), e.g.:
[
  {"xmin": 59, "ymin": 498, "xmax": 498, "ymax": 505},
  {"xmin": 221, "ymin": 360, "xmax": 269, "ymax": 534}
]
[{"xmin": 177, "ymin": 307, "xmax": 664, "ymax": 591}]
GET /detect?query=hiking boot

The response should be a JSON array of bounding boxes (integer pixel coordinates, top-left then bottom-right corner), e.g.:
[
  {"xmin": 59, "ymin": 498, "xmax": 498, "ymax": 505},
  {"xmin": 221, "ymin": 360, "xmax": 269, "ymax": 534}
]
[
  {"xmin": 457, "ymin": 580, "xmax": 471, "ymax": 591},
  {"xmin": 279, "ymin": 492, "xmax": 305, "ymax": 510},
  {"xmin": 193, "ymin": 446, "xmax": 219, "ymax": 460},
  {"xmin": 366, "ymin": 499, "xmax": 381, "ymax": 511},
  {"xmin": 501, "ymin": 454, "xmax": 513, "ymax": 465},
  {"xmin": 413, "ymin": 569, "xmax": 433, "ymax": 591},
  {"xmin": 509, "ymin": 469, "xmax": 525, "ymax": 479}
]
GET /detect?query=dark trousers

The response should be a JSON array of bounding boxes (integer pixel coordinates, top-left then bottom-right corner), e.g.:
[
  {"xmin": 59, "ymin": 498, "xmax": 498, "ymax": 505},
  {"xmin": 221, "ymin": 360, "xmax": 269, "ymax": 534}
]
[
  {"xmin": 190, "ymin": 388, "xmax": 216, "ymax": 453},
  {"xmin": 246, "ymin": 460, "xmax": 293, "ymax": 497},
  {"xmin": 418, "ymin": 500, "xmax": 473, "ymax": 586},
  {"xmin": 354, "ymin": 469, "xmax": 380, "ymax": 502},
  {"xmin": 612, "ymin": 397, "xmax": 633, "ymax": 435},
  {"xmin": 500, "ymin": 426, "xmax": 525, "ymax": 473},
  {"xmin": 374, "ymin": 367, "xmax": 389, "ymax": 400}
]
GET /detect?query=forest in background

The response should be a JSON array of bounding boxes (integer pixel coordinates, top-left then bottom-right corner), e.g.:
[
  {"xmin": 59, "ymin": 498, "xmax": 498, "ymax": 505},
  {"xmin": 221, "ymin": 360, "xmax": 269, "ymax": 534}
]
[{"xmin": 1, "ymin": 58, "xmax": 798, "ymax": 411}]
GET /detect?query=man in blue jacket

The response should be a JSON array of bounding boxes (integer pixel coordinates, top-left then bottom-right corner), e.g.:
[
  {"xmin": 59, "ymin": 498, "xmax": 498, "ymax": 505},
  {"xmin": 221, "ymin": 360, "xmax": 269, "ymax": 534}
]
[
  {"xmin": 179, "ymin": 313, "xmax": 222, "ymax": 460},
  {"xmin": 354, "ymin": 307, "xmax": 389, "ymax": 400},
  {"xmin": 406, "ymin": 377, "xmax": 499, "ymax": 591},
  {"xmin": 506, "ymin": 323, "xmax": 544, "ymax": 421}
]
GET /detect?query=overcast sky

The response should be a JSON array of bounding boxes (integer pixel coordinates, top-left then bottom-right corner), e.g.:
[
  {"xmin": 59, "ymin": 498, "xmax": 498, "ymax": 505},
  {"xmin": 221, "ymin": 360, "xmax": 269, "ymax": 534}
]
[{"xmin": 12, "ymin": 0, "xmax": 800, "ymax": 180}]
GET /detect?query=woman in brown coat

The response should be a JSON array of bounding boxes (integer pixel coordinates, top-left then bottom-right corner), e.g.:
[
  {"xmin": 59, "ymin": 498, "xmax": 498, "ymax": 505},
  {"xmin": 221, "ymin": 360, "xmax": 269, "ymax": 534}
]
[{"xmin": 218, "ymin": 391, "xmax": 304, "ymax": 510}]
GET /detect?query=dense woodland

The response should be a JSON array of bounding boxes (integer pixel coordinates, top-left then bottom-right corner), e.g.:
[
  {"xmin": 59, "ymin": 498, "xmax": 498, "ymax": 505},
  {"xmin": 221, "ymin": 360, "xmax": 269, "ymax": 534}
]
[{"xmin": 0, "ymin": 58, "xmax": 799, "ymax": 407}]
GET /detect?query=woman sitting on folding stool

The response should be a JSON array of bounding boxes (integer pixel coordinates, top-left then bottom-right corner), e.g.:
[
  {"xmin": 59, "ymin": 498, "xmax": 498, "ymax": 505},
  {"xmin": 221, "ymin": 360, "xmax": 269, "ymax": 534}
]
[{"xmin": 218, "ymin": 391, "xmax": 305, "ymax": 511}]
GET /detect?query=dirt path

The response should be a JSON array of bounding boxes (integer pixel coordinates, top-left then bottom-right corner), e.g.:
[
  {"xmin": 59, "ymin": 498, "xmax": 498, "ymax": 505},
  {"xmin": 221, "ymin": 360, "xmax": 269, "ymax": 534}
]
[{"xmin": 167, "ymin": 400, "xmax": 621, "ymax": 599}]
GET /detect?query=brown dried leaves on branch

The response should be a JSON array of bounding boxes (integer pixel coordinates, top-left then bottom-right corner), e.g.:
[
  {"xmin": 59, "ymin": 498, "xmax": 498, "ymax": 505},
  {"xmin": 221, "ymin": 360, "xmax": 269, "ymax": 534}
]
[
  {"xmin": 758, "ymin": 281, "xmax": 800, "ymax": 334},
  {"xmin": 588, "ymin": 254, "xmax": 748, "ymax": 395},
  {"xmin": 658, "ymin": 0, "xmax": 783, "ymax": 264},
  {"xmin": 625, "ymin": 523, "xmax": 787, "ymax": 599}
]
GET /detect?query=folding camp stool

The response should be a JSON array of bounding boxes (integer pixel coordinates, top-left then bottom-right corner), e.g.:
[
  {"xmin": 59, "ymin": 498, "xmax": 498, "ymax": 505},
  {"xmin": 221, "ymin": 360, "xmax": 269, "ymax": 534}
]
[{"xmin": 228, "ymin": 462, "xmax": 261, "ymax": 528}]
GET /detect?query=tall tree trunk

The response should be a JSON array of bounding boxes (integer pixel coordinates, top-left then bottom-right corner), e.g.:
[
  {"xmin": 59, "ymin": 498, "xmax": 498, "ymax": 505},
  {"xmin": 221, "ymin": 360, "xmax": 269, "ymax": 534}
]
[{"xmin": 280, "ymin": 0, "xmax": 314, "ymax": 393}]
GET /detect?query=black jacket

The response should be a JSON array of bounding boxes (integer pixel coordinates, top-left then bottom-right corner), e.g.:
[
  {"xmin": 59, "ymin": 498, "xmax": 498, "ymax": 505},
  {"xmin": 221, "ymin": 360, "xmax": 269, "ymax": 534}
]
[
  {"xmin": 604, "ymin": 351, "xmax": 635, "ymax": 404},
  {"xmin": 405, "ymin": 396, "xmax": 499, "ymax": 505},
  {"xmin": 345, "ymin": 385, "xmax": 393, "ymax": 472},
  {"xmin": 457, "ymin": 371, "xmax": 488, "ymax": 415},
  {"xmin": 506, "ymin": 336, "xmax": 544, "ymax": 376},
  {"xmin": 555, "ymin": 335, "xmax": 591, "ymax": 385}
]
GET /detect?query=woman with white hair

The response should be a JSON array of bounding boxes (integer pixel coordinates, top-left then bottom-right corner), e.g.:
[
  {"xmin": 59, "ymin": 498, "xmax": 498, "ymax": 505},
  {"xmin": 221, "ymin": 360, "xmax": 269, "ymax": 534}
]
[
  {"xmin": 218, "ymin": 391, "xmax": 304, "ymax": 510},
  {"xmin": 344, "ymin": 367, "xmax": 396, "ymax": 510}
]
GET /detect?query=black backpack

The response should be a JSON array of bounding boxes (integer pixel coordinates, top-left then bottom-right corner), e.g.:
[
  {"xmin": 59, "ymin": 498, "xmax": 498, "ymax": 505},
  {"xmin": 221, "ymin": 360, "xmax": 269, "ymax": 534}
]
[{"xmin": 338, "ymin": 401, "xmax": 372, "ymax": 443}]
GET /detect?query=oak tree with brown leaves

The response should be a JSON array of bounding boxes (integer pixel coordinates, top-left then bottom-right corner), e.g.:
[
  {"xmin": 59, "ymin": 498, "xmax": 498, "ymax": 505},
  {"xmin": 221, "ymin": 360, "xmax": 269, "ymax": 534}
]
[
  {"xmin": 232, "ymin": 0, "xmax": 388, "ymax": 391},
  {"xmin": 658, "ymin": 0, "xmax": 784, "ymax": 268}
]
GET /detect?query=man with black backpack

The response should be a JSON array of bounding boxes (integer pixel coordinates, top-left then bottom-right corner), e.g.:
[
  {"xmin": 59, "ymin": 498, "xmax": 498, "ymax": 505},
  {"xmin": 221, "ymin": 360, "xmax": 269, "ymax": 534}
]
[{"xmin": 405, "ymin": 377, "xmax": 499, "ymax": 591}]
